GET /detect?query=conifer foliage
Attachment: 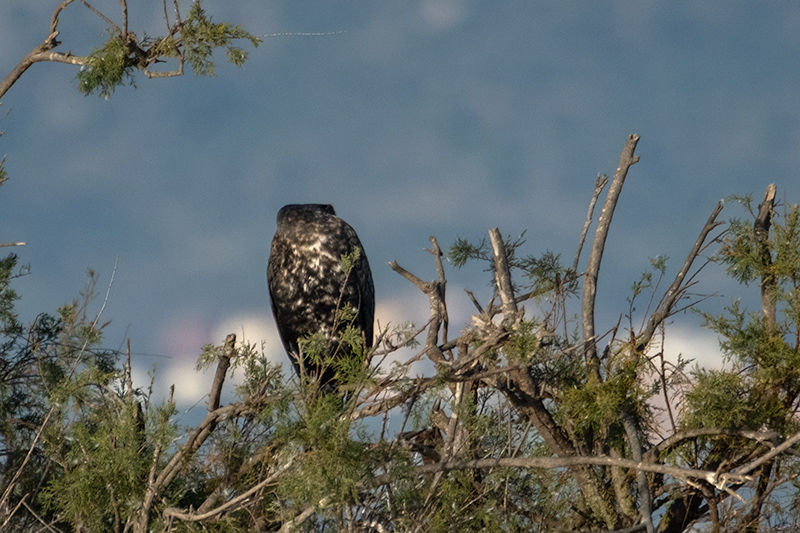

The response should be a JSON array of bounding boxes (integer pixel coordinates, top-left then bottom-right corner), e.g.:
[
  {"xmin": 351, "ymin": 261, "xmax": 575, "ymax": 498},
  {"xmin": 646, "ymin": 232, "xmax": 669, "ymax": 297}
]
[{"xmin": 2, "ymin": 4, "xmax": 800, "ymax": 532}]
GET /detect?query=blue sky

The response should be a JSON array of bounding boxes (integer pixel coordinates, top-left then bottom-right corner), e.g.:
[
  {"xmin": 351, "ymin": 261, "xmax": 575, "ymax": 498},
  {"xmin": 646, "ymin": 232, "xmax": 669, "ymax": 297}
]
[{"xmin": 2, "ymin": 1, "xmax": 799, "ymax": 405}]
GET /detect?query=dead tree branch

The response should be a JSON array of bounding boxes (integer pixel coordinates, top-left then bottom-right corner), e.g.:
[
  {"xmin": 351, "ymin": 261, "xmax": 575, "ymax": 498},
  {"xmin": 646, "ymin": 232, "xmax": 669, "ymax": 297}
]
[
  {"xmin": 755, "ymin": 183, "xmax": 777, "ymax": 332},
  {"xmin": 162, "ymin": 454, "xmax": 297, "ymax": 523},
  {"xmin": 621, "ymin": 412, "xmax": 654, "ymax": 533},
  {"xmin": 573, "ymin": 173, "xmax": 609, "ymax": 273},
  {"xmin": 135, "ymin": 335, "xmax": 238, "ymax": 533},
  {"xmin": 372, "ymin": 454, "xmax": 751, "ymax": 490},
  {"xmin": 582, "ymin": 134, "xmax": 640, "ymax": 375},
  {"xmin": 635, "ymin": 201, "xmax": 724, "ymax": 352},
  {"xmin": 389, "ymin": 257, "xmax": 447, "ymax": 364},
  {"xmin": 489, "ymin": 228, "xmax": 519, "ymax": 323}
]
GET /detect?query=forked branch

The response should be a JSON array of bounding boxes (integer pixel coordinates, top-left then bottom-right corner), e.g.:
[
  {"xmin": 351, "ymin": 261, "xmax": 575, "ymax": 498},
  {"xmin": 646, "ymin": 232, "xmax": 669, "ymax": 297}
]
[{"xmin": 582, "ymin": 134, "xmax": 640, "ymax": 374}]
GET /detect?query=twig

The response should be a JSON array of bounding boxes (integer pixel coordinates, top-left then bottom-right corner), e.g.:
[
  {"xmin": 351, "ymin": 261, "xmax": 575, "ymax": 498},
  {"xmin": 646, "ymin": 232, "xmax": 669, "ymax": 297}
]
[
  {"xmin": 91, "ymin": 255, "xmax": 118, "ymax": 330},
  {"xmin": 163, "ymin": 454, "xmax": 296, "ymax": 523},
  {"xmin": 0, "ymin": 493, "xmax": 28, "ymax": 530},
  {"xmin": 0, "ymin": 407, "xmax": 55, "ymax": 511},
  {"xmin": 635, "ymin": 201, "xmax": 724, "ymax": 352},
  {"xmin": 573, "ymin": 173, "xmax": 609, "ymax": 273},
  {"xmin": 731, "ymin": 430, "xmax": 800, "ymax": 477},
  {"xmin": 21, "ymin": 498, "xmax": 64, "ymax": 533},
  {"xmin": 79, "ymin": 0, "xmax": 122, "ymax": 35}
]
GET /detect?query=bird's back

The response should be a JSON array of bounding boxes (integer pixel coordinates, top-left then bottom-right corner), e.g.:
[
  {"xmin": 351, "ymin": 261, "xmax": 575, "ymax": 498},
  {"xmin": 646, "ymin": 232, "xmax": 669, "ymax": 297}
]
[{"xmin": 267, "ymin": 204, "xmax": 374, "ymax": 388}]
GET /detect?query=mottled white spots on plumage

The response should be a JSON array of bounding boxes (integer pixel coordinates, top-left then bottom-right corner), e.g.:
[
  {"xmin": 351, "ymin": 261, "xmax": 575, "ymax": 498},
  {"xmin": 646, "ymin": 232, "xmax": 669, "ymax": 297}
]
[{"xmin": 267, "ymin": 204, "xmax": 375, "ymax": 390}]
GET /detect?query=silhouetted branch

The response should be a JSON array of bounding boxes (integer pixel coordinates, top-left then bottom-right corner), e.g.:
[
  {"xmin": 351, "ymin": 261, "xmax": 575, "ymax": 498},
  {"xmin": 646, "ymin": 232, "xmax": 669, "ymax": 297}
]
[{"xmin": 636, "ymin": 201, "xmax": 724, "ymax": 352}]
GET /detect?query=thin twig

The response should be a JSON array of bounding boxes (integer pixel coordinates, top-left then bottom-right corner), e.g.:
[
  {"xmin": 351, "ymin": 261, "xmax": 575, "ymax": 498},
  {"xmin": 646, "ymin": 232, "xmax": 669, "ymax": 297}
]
[
  {"xmin": 573, "ymin": 173, "xmax": 609, "ymax": 273},
  {"xmin": 635, "ymin": 201, "xmax": 724, "ymax": 352},
  {"xmin": 163, "ymin": 454, "xmax": 296, "ymax": 523},
  {"xmin": 80, "ymin": 0, "xmax": 122, "ymax": 35},
  {"xmin": 22, "ymin": 498, "xmax": 64, "ymax": 533},
  {"xmin": 91, "ymin": 255, "xmax": 118, "ymax": 330},
  {"xmin": 731, "ymin": 430, "xmax": 800, "ymax": 477}
]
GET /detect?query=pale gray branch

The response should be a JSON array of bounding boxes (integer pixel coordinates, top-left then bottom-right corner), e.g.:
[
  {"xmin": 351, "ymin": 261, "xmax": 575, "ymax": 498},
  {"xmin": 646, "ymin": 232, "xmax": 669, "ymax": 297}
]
[
  {"xmin": 582, "ymin": 134, "xmax": 640, "ymax": 374},
  {"xmin": 573, "ymin": 173, "xmax": 609, "ymax": 273},
  {"xmin": 489, "ymin": 228, "xmax": 518, "ymax": 322}
]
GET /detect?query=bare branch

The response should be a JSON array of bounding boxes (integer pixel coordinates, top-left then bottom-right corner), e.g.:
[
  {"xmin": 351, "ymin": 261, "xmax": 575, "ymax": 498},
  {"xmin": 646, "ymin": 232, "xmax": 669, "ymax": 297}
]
[
  {"xmin": 635, "ymin": 201, "xmax": 724, "ymax": 352},
  {"xmin": 50, "ymin": 0, "xmax": 77, "ymax": 35},
  {"xmin": 621, "ymin": 412, "xmax": 654, "ymax": 533},
  {"xmin": 0, "ymin": 493, "xmax": 28, "ymax": 531},
  {"xmin": 0, "ymin": 406, "xmax": 56, "ymax": 512},
  {"xmin": 645, "ymin": 428, "xmax": 784, "ymax": 463},
  {"xmin": 136, "ymin": 336, "xmax": 238, "ymax": 533},
  {"xmin": 489, "ymin": 228, "xmax": 518, "ymax": 322},
  {"xmin": 755, "ymin": 183, "xmax": 777, "ymax": 332},
  {"xmin": 79, "ymin": 0, "xmax": 122, "ymax": 36},
  {"xmin": 731, "ymin": 430, "xmax": 800, "ymax": 477},
  {"xmin": 278, "ymin": 502, "xmax": 323, "ymax": 533},
  {"xmin": 426, "ymin": 236, "xmax": 449, "ymax": 344},
  {"xmin": 163, "ymin": 454, "xmax": 296, "ymax": 523},
  {"xmin": 372, "ymin": 454, "xmax": 751, "ymax": 489},
  {"xmin": 573, "ymin": 173, "xmax": 609, "ymax": 272},
  {"xmin": 389, "ymin": 260, "xmax": 447, "ymax": 364},
  {"xmin": 119, "ymin": 0, "xmax": 129, "ymax": 37},
  {"xmin": 21, "ymin": 498, "xmax": 63, "ymax": 533},
  {"xmin": 582, "ymin": 134, "xmax": 640, "ymax": 374}
]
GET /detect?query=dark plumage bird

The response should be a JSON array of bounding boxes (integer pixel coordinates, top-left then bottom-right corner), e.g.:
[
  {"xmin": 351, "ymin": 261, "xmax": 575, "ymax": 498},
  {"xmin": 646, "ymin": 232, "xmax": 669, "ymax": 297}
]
[{"xmin": 267, "ymin": 204, "xmax": 374, "ymax": 390}]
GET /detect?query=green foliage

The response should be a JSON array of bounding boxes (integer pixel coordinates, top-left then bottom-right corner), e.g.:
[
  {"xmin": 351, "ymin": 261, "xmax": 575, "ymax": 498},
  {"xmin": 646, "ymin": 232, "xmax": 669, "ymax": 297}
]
[
  {"xmin": 683, "ymin": 368, "xmax": 774, "ymax": 430},
  {"xmin": 77, "ymin": 36, "xmax": 136, "ymax": 98},
  {"xmin": 0, "ymin": 254, "xmax": 21, "ymax": 333},
  {"xmin": 41, "ymin": 401, "xmax": 149, "ymax": 530},
  {"xmin": 73, "ymin": 0, "xmax": 260, "ymax": 98},
  {"xmin": 340, "ymin": 246, "xmax": 361, "ymax": 274},
  {"xmin": 182, "ymin": 2, "xmax": 261, "ymax": 77},
  {"xmin": 0, "ymin": 157, "xmax": 7, "ymax": 188},
  {"xmin": 449, "ymin": 234, "xmax": 578, "ymax": 303},
  {"xmin": 504, "ymin": 318, "xmax": 541, "ymax": 363}
]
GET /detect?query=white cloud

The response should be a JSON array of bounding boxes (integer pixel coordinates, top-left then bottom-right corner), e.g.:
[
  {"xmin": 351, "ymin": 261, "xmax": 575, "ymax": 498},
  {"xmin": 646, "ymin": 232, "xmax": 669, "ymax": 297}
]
[
  {"xmin": 658, "ymin": 324, "xmax": 725, "ymax": 370},
  {"xmin": 419, "ymin": 0, "xmax": 467, "ymax": 31},
  {"xmin": 212, "ymin": 312, "xmax": 285, "ymax": 369}
]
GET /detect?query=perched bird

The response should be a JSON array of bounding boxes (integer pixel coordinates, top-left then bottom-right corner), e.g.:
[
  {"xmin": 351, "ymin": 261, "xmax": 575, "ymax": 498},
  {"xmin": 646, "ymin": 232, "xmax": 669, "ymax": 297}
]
[{"xmin": 267, "ymin": 204, "xmax": 374, "ymax": 390}]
